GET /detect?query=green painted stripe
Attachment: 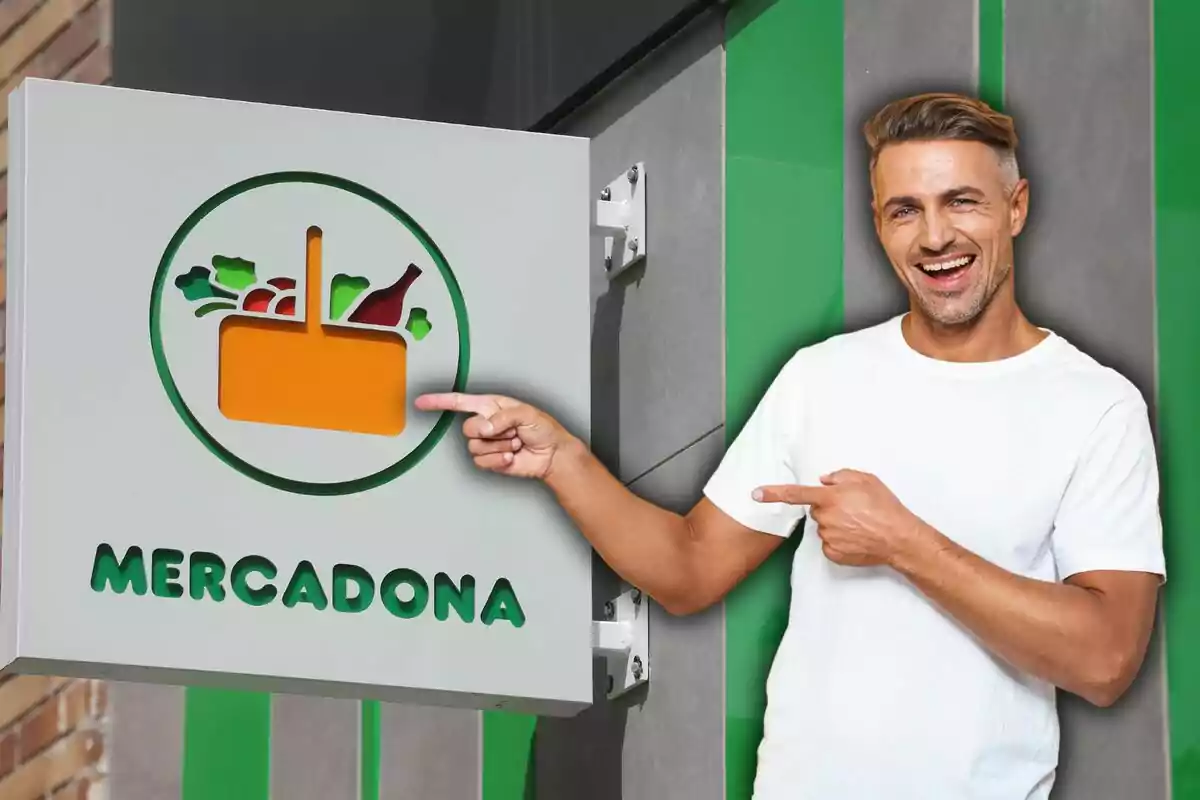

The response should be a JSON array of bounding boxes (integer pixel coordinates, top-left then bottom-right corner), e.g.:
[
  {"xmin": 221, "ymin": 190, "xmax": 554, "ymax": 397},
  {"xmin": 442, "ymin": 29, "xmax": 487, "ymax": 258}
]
[
  {"xmin": 724, "ymin": 1, "xmax": 844, "ymax": 798},
  {"xmin": 182, "ymin": 688, "xmax": 271, "ymax": 800},
  {"xmin": 360, "ymin": 700, "xmax": 381, "ymax": 800},
  {"xmin": 977, "ymin": 0, "xmax": 1005, "ymax": 110},
  {"xmin": 483, "ymin": 711, "xmax": 537, "ymax": 799},
  {"xmin": 1154, "ymin": 1, "xmax": 1200, "ymax": 794}
]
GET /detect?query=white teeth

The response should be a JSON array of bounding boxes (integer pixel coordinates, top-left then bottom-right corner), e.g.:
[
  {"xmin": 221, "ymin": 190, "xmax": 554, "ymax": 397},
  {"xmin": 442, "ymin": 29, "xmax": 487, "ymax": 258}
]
[{"xmin": 920, "ymin": 255, "xmax": 972, "ymax": 272}]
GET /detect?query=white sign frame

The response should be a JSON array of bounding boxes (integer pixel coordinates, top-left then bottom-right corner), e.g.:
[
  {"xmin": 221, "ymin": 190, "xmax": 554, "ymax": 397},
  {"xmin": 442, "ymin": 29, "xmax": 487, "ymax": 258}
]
[{"xmin": 1, "ymin": 79, "xmax": 596, "ymax": 716}]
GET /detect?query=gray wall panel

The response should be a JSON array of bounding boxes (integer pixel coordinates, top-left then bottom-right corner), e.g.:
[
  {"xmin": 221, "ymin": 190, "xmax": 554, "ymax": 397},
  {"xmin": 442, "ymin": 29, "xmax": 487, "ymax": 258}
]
[
  {"xmin": 535, "ymin": 428, "xmax": 727, "ymax": 800},
  {"xmin": 559, "ymin": 11, "xmax": 725, "ymax": 485},
  {"xmin": 380, "ymin": 704, "xmax": 480, "ymax": 799},
  {"xmin": 532, "ymin": 12, "xmax": 726, "ymax": 799},
  {"xmin": 1005, "ymin": 2, "xmax": 1165, "ymax": 798},
  {"xmin": 619, "ymin": 426, "xmax": 726, "ymax": 798},
  {"xmin": 1006, "ymin": 0, "xmax": 1157, "ymax": 399},
  {"xmin": 843, "ymin": 0, "xmax": 978, "ymax": 331},
  {"xmin": 106, "ymin": 682, "xmax": 185, "ymax": 800},
  {"xmin": 270, "ymin": 694, "xmax": 358, "ymax": 800}
]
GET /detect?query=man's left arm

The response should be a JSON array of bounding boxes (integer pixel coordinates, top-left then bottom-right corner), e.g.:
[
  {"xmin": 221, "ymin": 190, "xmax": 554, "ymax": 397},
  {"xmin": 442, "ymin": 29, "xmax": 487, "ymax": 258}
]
[
  {"xmin": 754, "ymin": 396, "xmax": 1165, "ymax": 707},
  {"xmin": 890, "ymin": 526, "xmax": 1160, "ymax": 708}
]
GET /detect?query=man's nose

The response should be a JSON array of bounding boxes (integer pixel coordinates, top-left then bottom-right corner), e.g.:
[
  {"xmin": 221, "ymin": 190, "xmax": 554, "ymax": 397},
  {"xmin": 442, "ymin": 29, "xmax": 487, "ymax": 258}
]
[{"xmin": 919, "ymin": 210, "xmax": 954, "ymax": 251}]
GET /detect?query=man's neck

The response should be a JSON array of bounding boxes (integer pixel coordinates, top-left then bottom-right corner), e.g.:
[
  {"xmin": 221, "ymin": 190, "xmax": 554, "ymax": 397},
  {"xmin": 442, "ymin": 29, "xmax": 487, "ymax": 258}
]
[{"xmin": 901, "ymin": 302, "xmax": 1047, "ymax": 364}]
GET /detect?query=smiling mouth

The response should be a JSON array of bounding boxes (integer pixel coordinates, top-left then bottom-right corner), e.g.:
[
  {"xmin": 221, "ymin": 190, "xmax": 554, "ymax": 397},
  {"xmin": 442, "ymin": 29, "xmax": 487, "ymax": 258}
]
[{"xmin": 916, "ymin": 254, "xmax": 975, "ymax": 283}]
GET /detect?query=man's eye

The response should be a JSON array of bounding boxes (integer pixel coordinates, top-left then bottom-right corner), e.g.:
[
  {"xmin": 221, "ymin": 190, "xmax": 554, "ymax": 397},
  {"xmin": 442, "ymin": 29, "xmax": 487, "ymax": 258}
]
[
  {"xmin": 949, "ymin": 198, "xmax": 977, "ymax": 207},
  {"xmin": 891, "ymin": 206, "xmax": 916, "ymax": 218}
]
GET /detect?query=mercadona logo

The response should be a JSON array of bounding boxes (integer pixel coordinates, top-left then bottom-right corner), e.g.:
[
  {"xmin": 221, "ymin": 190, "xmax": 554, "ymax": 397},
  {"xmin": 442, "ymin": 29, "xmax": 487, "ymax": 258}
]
[{"xmin": 149, "ymin": 172, "xmax": 469, "ymax": 495}]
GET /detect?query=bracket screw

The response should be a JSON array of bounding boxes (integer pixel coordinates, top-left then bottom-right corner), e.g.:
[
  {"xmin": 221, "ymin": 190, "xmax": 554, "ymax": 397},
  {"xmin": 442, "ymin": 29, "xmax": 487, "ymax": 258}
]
[
  {"xmin": 632, "ymin": 657, "xmax": 644, "ymax": 681},
  {"xmin": 600, "ymin": 187, "xmax": 611, "ymax": 201},
  {"xmin": 604, "ymin": 601, "xmax": 615, "ymax": 620},
  {"xmin": 631, "ymin": 589, "xmax": 642, "ymax": 606},
  {"xmin": 628, "ymin": 238, "xmax": 639, "ymax": 253},
  {"xmin": 627, "ymin": 165, "xmax": 639, "ymax": 183}
]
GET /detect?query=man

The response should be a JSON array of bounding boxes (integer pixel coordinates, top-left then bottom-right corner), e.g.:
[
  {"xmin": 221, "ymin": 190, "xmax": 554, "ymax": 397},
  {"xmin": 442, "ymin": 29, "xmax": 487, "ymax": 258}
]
[{"xmin": 417, "ymin": 93, "xmax": 1165, "ymax": 799}]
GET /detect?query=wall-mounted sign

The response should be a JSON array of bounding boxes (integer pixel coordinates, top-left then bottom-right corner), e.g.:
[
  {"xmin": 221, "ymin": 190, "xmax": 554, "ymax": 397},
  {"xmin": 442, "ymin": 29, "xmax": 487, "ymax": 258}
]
[{"xmin": 1, "ymin": 79, "xmax": 593, "ymax": 715}]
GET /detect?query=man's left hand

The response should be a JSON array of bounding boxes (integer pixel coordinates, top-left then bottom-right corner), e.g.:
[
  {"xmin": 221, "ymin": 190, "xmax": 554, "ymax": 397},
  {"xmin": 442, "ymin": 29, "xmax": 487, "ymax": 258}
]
[{"xmin": 753, "ymin": 469, "xmax": 930, "ymax": 567}]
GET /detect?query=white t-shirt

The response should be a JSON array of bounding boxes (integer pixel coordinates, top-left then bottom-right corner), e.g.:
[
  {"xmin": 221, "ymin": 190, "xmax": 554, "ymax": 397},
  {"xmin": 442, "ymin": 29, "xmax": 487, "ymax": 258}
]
[{"xmin": 703, "ymin": 314, "xmax": 1165, "ymax": 800}]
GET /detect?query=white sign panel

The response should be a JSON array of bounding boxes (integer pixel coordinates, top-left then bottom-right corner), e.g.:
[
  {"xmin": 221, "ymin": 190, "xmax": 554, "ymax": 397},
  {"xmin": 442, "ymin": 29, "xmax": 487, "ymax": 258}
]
[{"xmin": 1, "ymin": 79, "xmax": 594, "ymax": 715}]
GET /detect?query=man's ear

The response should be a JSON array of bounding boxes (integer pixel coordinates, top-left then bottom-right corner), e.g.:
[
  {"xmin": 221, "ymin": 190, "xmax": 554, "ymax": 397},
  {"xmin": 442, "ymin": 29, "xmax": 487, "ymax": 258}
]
[{"xmin": 1010, "ymin": 178, "xmax": 1030, "ymax": 237}]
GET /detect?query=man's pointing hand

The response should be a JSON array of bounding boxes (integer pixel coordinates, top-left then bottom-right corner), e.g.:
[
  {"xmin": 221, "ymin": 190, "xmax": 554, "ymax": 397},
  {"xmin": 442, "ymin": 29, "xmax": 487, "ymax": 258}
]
[
  {"xmin": 414, "ymin": 392, "xmax": 577, "ymax": 480},
  {"xmin": 752, "ymin": 469, "xmax": 930, "ymax": 568}
]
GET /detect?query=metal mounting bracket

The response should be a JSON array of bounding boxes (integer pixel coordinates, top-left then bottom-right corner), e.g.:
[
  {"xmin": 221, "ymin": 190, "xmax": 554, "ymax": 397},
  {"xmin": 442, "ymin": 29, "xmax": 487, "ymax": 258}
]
[
  {"xmin": 593, "ymin": 162, "xmax": 647, "ymax": 279},
  {"xmin": 591, "ymin": 587, "xmax": 650, "ymax": 700}
]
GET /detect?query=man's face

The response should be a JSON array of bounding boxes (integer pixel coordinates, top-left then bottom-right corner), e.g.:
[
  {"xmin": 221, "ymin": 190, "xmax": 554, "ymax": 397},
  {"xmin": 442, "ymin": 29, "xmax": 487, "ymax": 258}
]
[{"xmin": 871, "ymin": 139, "xmax": 1028, "ymax": 326}]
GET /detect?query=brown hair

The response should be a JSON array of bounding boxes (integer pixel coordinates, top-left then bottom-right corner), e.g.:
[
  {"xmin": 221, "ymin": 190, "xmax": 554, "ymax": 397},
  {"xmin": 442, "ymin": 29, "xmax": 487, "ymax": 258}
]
[{"xmin": 863, "ymin": 92, "xmax": 1019, "ymax": 172}]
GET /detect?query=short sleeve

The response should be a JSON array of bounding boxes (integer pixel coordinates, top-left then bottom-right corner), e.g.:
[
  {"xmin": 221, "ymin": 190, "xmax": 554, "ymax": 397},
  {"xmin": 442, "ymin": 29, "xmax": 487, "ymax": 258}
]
[
  {"xmin": 703, "ymin": 359, "xmax": 806, "ymax": 537},
  {"xmin": 1051, "ymin": 395, "xmax": 1166, "ymax": 582}
]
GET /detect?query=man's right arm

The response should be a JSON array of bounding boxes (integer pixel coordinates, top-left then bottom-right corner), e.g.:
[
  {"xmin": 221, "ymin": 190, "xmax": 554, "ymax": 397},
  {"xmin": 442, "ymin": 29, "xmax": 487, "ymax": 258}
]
[
  {"xmin": 543, "ymin": 436, "xmax": 784, "ymax": 615},
  {"xmin": 412, "ymin": 391, "xmax": 787, "ymax": 618}
]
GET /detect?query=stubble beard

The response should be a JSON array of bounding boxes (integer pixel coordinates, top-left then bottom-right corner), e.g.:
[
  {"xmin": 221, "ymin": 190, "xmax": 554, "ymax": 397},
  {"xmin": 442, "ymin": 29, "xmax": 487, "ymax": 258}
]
[{"xmin": 915, "ymin": 259, "xmax": 1012, "ymax": 327}]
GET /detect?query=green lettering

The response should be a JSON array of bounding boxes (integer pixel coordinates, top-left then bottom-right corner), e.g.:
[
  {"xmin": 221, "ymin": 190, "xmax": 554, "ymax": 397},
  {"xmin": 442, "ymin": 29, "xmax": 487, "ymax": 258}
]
[
  {"xmin": 332, "ymin": 564, "xmax": 374, "ymax": 613},
  {"xmin": 381, "ymin": 569, "xmax": 428, "ymax": 619},
  {"xmin": 481, "ymin": 578, "xmax": 525, "ymax": 628},
  {"xmin": 189, "ymin": 552, "xmax": 226, "ymax": 601},
  {"xmin": 434, "ymin": 572, "xmax": 475, "ymax": 623},
  {"xmin": 90, "ymin": 544, "xmax": 147, "ymax": 595},
  {"xmin": 231, "ymin": 556, "xmax": 278, "ymax": 606},
  {"xmin": 151, "ymin": 549, "xmax": 185, "ymax": 598},
  {"xmin": 282, "ymin": 560, "xmax": 328, "ymax": 610}
]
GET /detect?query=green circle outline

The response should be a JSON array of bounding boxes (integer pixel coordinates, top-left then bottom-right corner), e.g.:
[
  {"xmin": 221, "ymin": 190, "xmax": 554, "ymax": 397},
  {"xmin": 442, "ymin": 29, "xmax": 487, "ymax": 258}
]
[{"xmin": 149, "ymin": 171, "xmax": 470, "ymax": 496}]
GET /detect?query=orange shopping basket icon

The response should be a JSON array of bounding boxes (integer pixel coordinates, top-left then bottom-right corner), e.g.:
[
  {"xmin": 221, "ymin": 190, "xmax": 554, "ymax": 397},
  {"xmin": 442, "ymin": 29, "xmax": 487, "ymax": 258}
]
[{"xmin": 218, "ymin": 226, "xmax": 409, "ymax": 437}]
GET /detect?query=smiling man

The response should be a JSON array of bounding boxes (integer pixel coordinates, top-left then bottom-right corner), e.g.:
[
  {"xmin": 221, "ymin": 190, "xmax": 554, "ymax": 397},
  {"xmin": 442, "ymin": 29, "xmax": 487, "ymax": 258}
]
[{"xmin": 417, "ymin": 93, "xmax": 1165, "ymax": 799}]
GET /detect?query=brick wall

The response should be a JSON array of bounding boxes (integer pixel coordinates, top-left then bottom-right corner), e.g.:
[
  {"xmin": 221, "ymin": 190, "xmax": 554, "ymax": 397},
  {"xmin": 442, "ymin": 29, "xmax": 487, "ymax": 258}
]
[
  {"xmin": 0, "ymin": 679, "xmax": 106, "ymax": 799},
  {"xmin": 0, "ymin": 1, "xmax": 113, "ymax": 798}
]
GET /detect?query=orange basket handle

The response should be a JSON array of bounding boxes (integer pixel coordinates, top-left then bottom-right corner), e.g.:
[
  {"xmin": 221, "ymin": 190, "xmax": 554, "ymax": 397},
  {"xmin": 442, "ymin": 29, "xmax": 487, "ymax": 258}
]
[{"xmin": 305, "ymin": 226, "xmax": 323, "ymax": 335}]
